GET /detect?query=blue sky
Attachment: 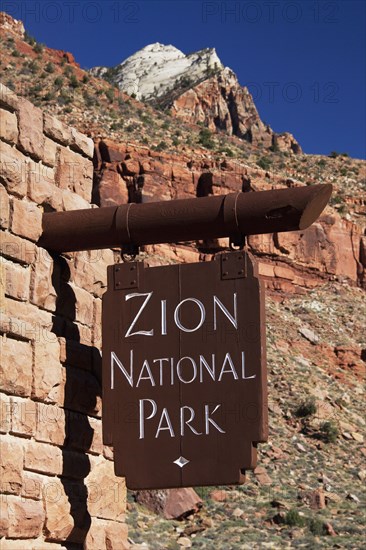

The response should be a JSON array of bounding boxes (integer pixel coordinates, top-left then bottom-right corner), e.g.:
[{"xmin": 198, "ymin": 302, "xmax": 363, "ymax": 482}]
[{"xmin": 2, "ymin": 0, "xmax": 365, "ymax": 158}]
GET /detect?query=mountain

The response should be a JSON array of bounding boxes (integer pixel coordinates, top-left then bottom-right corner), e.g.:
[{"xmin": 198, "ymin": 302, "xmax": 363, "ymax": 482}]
[
  {"xmin": 91, "ymin": 43, "xmax": 302, "ymax": 152},
  {"xmin": 91, "ymin": 43, "xmax": 223, "ymax": 102}
]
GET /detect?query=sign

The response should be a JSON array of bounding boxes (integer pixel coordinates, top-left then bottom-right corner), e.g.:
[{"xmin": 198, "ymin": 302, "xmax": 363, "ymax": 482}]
[{"xmin": 102, "ymin": 251, "xmax": 268, "ymax": 490}]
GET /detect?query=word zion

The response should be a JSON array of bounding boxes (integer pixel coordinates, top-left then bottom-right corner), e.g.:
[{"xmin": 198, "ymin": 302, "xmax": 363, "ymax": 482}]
[{"xmin": 110, "ymin": 292, "xmax": 256, "ymax": 440}]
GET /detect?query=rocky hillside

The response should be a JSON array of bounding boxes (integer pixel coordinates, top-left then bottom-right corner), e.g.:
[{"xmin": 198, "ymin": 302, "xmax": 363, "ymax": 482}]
[{"xmin": 91, "ymin": 42, "xmax": 301, "ymax": 152}]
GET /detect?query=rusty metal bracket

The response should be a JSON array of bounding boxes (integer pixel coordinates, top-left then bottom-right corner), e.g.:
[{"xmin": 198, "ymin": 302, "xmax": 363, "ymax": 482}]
[
  {"xmin": 221, "ymin": 251, "xmax": 247, "ymax": 280},
  {"xmin": 121, "ymin": 243, "xmax": 140, "ymax": 262},
  {"xmin": 223, "ymin": 192, "xmax": 245, "ymax": 248},
  {"xmin": 229, "ymin": 234, "xmax": 246, "ymax": 250},
  {"xmin": 114, "ymin": 262, "xmax": 139, "ymax": 290}
]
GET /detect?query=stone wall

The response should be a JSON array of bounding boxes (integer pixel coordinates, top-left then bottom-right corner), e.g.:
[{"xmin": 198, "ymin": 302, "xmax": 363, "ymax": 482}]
[{"xmin": 0, "ymin": 84, "xmax": 128, "ymax": 549}]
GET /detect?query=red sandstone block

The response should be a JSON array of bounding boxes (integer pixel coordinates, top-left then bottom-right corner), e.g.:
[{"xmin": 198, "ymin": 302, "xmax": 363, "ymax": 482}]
[
  {"xmin": 2, "ymin": 297, "xmax": 53, "ymax": 340},
  {"xmin": 61, "ymin": 188, "xmax": 91, "ymax": 211},
  {"xmin": 43, "ymin": 477, "xmax": 90, "ymax": 544},
  {"xmin": 0, "ymin": 392, "xmax": 11, "ymax": 433},
  {"xmin": 21, "ymin": 471, "xmax": 45, "ymax": 500},
  {"xmin": 35, "ymin": 402, "xmax": 65, "ymax": 446},
  {"xmin": 274, "ymin": 265, "xmax": 295, "ymax": 280},
  {"xmin": 5, "ymin": 495, "xmax": 45, "ymax": 539},
  {"xmin": 0, "ymin": 140, "xmax": 28, "ymax": 196},
  {"xmin": 30, "ymin": 248, "xmax": 57, "ymax": 312},
  {"xmin": 70, "ymin": 127, "xmax": 94, "ymax": 158},
  {"xmin": 43, "ymin": 113, "xmax": 72, "ymax": 145},
  {"xmin": 0, "ymin": 498, "xmax": 9, "ymax": 537},
  {"xmin": 2, "ymin": 257, "xmax": 30, "ymax": 301},
  {"xmin": 0, "ymin": 540, "xmax": 64, "ymax": 550},
  {"xmin": 17, "ymin": 97, "xmax": 44, "ymax": 161},
  {"xmin": 0, "ymin": 184, "xmax": 10, "ymax": 229},
  {"xmin": 0, "ymin": 231, "xmax": 37, "ymax": 264},
  {"xmin": 105, "ymin": 521, "xmax": 129, "ymax": 550},
  {"xmin": 84, "ymin": 518, "xmax": 129, "ymax": 550},
  {"xmin": 24, "ymin": 440, "xmax": 62, "ymax": 475},
  {"xmin": 259, "ymin": 262, "xmax": 275, "ymax": 278},
  {"xmin": 68, "ymin": 249, "xmax": 113, "ymax": 298},
  {"xmin": 56, "ymin": 147, "xmax": 93, "ymax": 201},
  {"xmin": 43, "ymin": 137, "xmax": 58, "ymax": 167},
  {"xmin": 86, "ymin": 456, "xmax": 126, "ymax": 521},
  {"xmin": 11, "ymin": 198, "xmax": 42, "ymax": 242},
  {"xmin": 0, "ymin": 109, "xmax": 18, "ymax": 143},
  {"xmin": 71, "ymin": 283, "xmax": 94, "ymax": 326},
  {"xmin": 0, "ymin": 435, "xmax": 23, "ymax": 494},
  {"xmin": 32, "ymin": 334, "xmax": 62, "ymax": 404},
  {"xmin": 27, "ymin": 167, "xmax": 59, "ymax": 207},
  {"xmin": 0, "ymin": 83, "xmax": 19, "ymax": 111},
  {"xmin": 10, "ymin": 396, "xmax": 37, "ymax": 438},
  {"xmin": 0, "ymin": 336, "xmax": 32, "ymax": 397}
]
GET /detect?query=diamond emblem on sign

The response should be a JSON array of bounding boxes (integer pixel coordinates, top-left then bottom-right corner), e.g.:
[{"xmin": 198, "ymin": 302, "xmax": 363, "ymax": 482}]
[{"xmin": 173, "ymin": 456, "xmax": 189, "ymax": 468}]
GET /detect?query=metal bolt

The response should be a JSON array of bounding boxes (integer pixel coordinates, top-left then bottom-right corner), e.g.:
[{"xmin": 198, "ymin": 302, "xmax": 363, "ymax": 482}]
[
  {"xmin": 223, "ymin": 272, "xmax": 228, "ymax": 276},
  {"xmin": 116, "ymin": 267, "xmax": 120, "ymax": 272},
  {"xmin": 238, "ymin": 270, "xmax": 244, "ymax": 275},
  {"xmin": 130, "ymin": 266, "xmax": 136, "ymax": 271},
  {"xmin": 223, "ymin": 257, "xmax": 227, "ymax": 262},
  {"xmin": 131, "ymin": 280, "xmax": 136, "ymax": 285},
  {"xmin": 116, "ymin": 282, "xmax": 120, "ymax": 286}
]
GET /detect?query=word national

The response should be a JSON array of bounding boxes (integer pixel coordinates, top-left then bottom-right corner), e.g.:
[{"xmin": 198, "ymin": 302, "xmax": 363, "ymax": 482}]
[{"xmin": 110, "ymin": 350, "xmax": 256, "ymax": 389}]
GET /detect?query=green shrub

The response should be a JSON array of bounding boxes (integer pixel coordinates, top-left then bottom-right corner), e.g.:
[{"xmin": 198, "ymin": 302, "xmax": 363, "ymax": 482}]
[
  {"xmin": 319, "ymin": 421, "xmax": 339, "ymax": 443},
  {"xmin": 69, "ymin": 75, "xmax": 79, "ymax": 88},
  {"xmin": 295, "ymin": 397, "xmax": 317, "ymax": 418},
  {"xmin": 105, "ymin": 88, "xmax": 115, "ymax": 103},
  {"xmin": 29, "ymin": 60, "xmax": 39, "ymax": 73},
  {"xmin": 219, "ymin": 146, "xmax": 235, "ymax": 157},
  {"xmin": 284, "ymin": 509, "xmax": 305, "ymax": 527},
  {"xmin": 198, "ymin": 128, "xmax": 215, "ymax": 149},
  {"xmin": 24, "ymin": 32, "xmax": 36, "ymax": 46},
  {"xmin": 155, "ymin": 141, "xmax": 167, "ymax": 151},
  {"xmin": 329, "ymin": 151, "xmax": 348, "ymax": 158},
  {"xmin": 308, "ymin": 517, "xmax": 326, "ymax": 535},
  {"xmin": 33, "ymin": 42, "xmax": 44, "ymax": 54},
  {"xmin": 45, "ymin": 62, "xmax": 55, "ymax": 73},
  {"xmin": 82, "ymin": 74, "xmax": 90, "ymax": 84},
  {"xmin": 6, "ymin": 80, "xmax": 15, "ymax": 91},
  {"xmin": 42, "ymin": 92, "xmax": 54, "ymax": 101},
  {"xmin": 54, "ymin": 76, "xmax": 63, "ymax": 87},
  {"xmin": 11, "ymin": 49, "xmax": 20, "ymax": 57},
  {"xmin": 256, "ymin": 156, "xmax": 272, "ymax": 170},
  {"xmin": 126, "ymin": 123, "xmax": 136, "ymax": 133}
]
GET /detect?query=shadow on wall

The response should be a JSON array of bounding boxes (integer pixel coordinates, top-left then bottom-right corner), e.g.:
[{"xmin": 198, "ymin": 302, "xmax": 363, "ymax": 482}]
[{"xmin": 51, "ymin": 254, "xmax": 102, "ymax": 548}]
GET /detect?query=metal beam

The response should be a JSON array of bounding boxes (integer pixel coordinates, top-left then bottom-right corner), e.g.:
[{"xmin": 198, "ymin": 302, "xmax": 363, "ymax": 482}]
[{"xmin": 38, "ymin": 184, "xmax": 332, "ymax": 253}]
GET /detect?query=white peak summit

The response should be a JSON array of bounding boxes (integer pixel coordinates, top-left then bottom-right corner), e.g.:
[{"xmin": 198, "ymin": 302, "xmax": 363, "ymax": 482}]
[
  {"xmin": 90, "ymin": 43, "xmax": 224, "ymax": 101},
  {"xmin": 139, "ymin": 42, "xmax": 184, "ymax": 55}
]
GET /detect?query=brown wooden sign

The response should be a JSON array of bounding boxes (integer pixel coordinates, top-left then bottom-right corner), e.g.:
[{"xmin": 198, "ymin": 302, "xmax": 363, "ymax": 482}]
[{"xmin": 102, "ymin": 251, "xmax": 268, "ymax": 490}]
